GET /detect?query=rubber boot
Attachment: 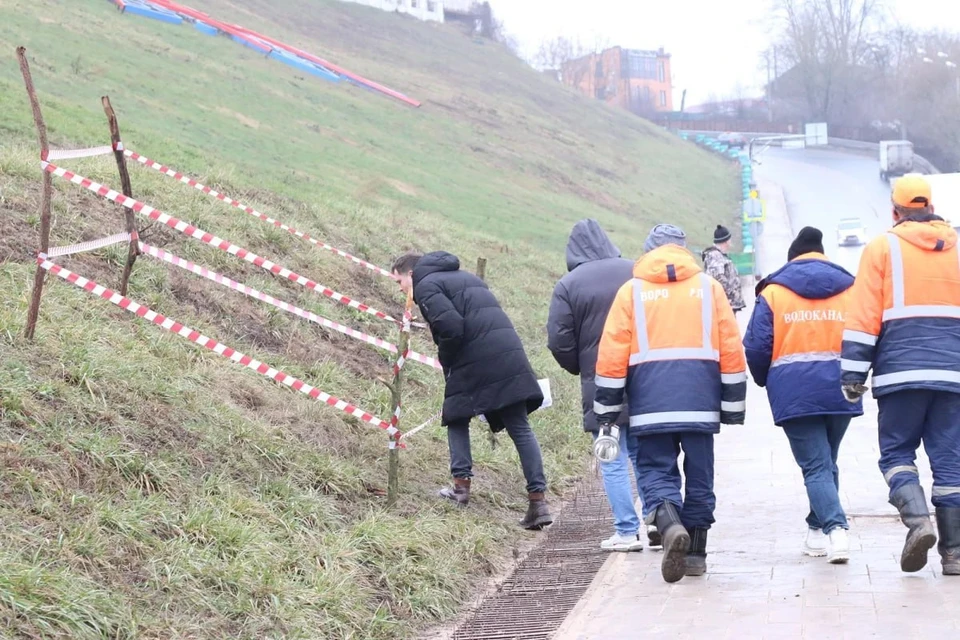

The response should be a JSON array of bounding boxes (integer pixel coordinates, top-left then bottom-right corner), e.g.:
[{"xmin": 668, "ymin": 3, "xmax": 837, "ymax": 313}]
[
  {"xmin": 685, "ymin": 527, "xmax": 708, "ymax": 577},
  {"xmin": 519, "ymin": 492, "xmax": 553, "ymax": 530},
  {"xmin": 438, "ymin": 478, "xmax": 470, "ymax": 506},
  {"xmin": 935, "ymin": 507, "xmax": 960, "ymax": 576},
  {"xmin": 890, "ymin": 484, "xmax": 938, "ymax": 572},
  {"xmin": 654, "ymin": 502, "xmax": 690, "ymax": 583}
]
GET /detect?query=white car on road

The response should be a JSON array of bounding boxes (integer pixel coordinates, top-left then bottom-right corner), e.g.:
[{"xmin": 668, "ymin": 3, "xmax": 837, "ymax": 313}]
[{"xmin": 837, "ymin": 217, "xmax": 867, "ymax": 246}]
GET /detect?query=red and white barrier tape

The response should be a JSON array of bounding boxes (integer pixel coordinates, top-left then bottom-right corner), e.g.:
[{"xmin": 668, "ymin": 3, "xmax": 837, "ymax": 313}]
[
  {"xmin": 390, "ymin": 404, "xmax": 402, "ymax": 429},
  {"xmin": 399, "ymin": 409, "xmax": 443, "ymax": 441},
  {"xmin": 43, "ymin": 141, "xmax": 123, "ymax": 162},
  {"xmin": 38, "ymin": 256, "xmax": 400, "ymax": 440},
  {"xmin": 123, "ymin": 149, "xmax": 397, "ymax": 280},
  {"xmin": 42, "ymin": 161, "xmax": 401, "ymax": 325},
  {"xmin": 138, "ymin": 242, "xmax": 442, "ymax": 370},
  {"xmin": 45, "ymin": 231, "xmax": 135, "ymax": 258}
]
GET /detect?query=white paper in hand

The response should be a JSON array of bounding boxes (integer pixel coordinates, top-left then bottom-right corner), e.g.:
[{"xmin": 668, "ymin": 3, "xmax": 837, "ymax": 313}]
[
  {"xmin": 478, "ymin": 379, "xmax": 552, "ymax": 423},
  {"xmin": 537, "ymin": 378, "xmax": 553, "ymax": 409}
]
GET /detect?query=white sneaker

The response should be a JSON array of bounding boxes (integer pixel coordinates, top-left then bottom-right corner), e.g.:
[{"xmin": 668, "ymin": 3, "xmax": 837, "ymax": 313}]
[
  {"xmin": 827, "ymin": 528, "xmax": 850, "ymax": 564},
  {"xmin": 647, "ymin": 525, "xmax": 663, "ymax": 550},
  {"xmin": 600, "ymin": 533, "xmax": 644, "ymax": 552},
  {"xmin": 802, "ymin": 528, "xmax": 828, "ymax": 557}
]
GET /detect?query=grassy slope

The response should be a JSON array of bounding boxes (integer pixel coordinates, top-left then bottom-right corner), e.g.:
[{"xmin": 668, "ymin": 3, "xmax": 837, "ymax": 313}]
[{"xmin": 0, "ymin": 1, "xmax": 738, "ymax": 638}]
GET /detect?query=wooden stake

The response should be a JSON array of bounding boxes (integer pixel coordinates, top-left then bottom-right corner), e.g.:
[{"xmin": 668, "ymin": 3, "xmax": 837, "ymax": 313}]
[
  {"xmin": 474, "ymin": 256, "xmax": 497, "ymax": 449},
  {"xmin": 475, "ymin": 256, "xmax": 487, "ymax": 281},
  {"xmin": 102, "ymin": 96, "xmax": 140, "ymax": 296},
  {"xmin": 386, "ymin": 291, "xmax": 414, "ymax": 507},
  {"xmin": 18, "ymin": 47, "xmax": 52, "ymax": 341}
]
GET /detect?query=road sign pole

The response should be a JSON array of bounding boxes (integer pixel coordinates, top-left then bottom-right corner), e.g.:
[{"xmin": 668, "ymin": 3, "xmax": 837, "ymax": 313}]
[{"xmin": 750, "ymin": 220, "xmax": 763, "ymax": 278}]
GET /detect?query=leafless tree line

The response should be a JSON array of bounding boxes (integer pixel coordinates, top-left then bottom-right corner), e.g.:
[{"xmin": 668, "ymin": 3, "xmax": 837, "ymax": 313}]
[{"xmin": 767, "ymin": 0, "xmax": 960, "ymax": 170}]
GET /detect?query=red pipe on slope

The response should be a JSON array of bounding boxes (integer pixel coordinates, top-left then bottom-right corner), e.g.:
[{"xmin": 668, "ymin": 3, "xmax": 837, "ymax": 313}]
[{"xmin": 140, "ymin": 0, "xmax": 421, "ymax": 106}]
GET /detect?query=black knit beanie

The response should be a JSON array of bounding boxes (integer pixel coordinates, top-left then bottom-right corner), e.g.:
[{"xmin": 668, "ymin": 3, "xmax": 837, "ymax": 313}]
[
  {"xmin": 788, "ymin": 226, "xmax": 824, "ymax": 261},
  {"xmin": 714, "ymin": 225, "xmax": 731, "ymax": 243}
]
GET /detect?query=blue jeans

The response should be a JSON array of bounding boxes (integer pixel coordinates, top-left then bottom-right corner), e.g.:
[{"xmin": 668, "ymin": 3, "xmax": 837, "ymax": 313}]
[
  {"xmin": 782, "ymin": 415, "xmax": 850, "ymax": 534},
  {"xmin": 879, "ymin": 390, "xmax": 960, "ymax": 508},
  {"xmin": 635, "ymin": 432, "xmax": 716, "ymax": 529},
  {"xmin": 593, "ymin": 428, "xmax": 641, "ymax": 536}
]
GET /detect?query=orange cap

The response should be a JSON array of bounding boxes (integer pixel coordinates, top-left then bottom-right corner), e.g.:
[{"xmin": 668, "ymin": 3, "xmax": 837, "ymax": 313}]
[{"xmin": 892, "ymin": 174, "xmax": 932, "ymax": 209}]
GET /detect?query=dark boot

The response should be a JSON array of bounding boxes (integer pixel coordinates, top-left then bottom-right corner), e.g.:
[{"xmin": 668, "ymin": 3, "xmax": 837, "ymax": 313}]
[
  {"xmin": 519, "ymin": 492, "xmax": 553, "ymax": 530},
  {"xmin": 654, "ymin": 502, "xmax": 690, "ymax": 583},
  {"xmin": 685, "ymin": 527, "xmax": 708, "ymax": 577},
  {"xmin": 438, "ymin": 478, "xmax": 470, "ymax": 506},
  {"xmin": 935, "ymin": 507, "xmax": 960, "ymax": 576},
  {"xmin": 890, "ymin": 484, "xmax": 938, "ymax": 572}
]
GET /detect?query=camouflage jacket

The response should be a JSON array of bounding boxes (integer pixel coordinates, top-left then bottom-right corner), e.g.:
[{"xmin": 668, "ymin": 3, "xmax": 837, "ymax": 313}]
[{"xmin": 702, "ymin": 246, "xmax": 745, "ymax": 311}]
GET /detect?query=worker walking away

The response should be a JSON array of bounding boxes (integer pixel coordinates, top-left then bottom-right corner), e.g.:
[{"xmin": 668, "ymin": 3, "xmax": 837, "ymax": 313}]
[
  {"xmin": 744, "ymin": 227, "xmax": 862, "ymax": 564},
  {"xmin": 392, "ymin": 252, "xmax": 552, "ymax": 530},
  {"xmin": 841, "ymin": 174, "xmax": 960, "ymax": 575},
  {"xmin": 702, "ymin": 224, "xmax": 746, "ymax": 314},
  {"xmin": 595, "ymin": 224, "xmax": 747, "ymax": 583},
  {"xmin": 548, "ymin": 219, "xmax": 658, "ymax": 553}
]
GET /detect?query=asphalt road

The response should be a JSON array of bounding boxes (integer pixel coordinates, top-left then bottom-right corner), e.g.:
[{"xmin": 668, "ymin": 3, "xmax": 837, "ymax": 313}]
[{"xmin": 753, "ymin": 146, "xmax": 893, "ymax": 275}]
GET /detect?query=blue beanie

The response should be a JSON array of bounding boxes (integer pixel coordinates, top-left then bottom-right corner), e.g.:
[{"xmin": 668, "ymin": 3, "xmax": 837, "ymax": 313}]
[{"xmin": 644, "ymin": 224, "xmax": 687, "ymax": 252}]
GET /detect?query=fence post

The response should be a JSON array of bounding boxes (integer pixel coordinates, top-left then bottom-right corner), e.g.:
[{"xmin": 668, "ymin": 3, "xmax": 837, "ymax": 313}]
[
  {"xmin": 386, "ymin": 291, "xmax": 413, "ymax": 507},
  {"xmin": 475, "ymin": 256, "xmax": 487, "ymax": 281},
  {"xmin": 101, "ymin": 96, "xmax": 140, "ymax": 296},
  {"xmin": 474, "ymin": 256, "xmax": 498, "ymax": 449},
  {"xmin": 17, "ymin": 47, "xmax": 52, "ymax": 341}
]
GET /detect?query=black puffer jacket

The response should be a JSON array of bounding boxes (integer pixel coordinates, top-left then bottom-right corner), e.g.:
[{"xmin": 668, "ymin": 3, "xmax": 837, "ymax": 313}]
[
  {"xmin": 413, "ymin": 252, "xmax": 543, "ymax": 429},
  {"xmin": 547, "ymin": 220, "xmax": 633, "ymax": 431}
]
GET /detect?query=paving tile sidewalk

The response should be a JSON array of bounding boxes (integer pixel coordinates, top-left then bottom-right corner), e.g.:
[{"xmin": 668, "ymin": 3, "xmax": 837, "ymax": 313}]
[{"xmin": 551, "ymin": 182, "xmax": 960, "ymax": 640}]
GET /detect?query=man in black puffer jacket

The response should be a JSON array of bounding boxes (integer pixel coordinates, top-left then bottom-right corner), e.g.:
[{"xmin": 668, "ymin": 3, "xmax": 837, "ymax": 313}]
[{"xmin": 392, "ymin": 251, "xmax": 552, "ymax": 530}]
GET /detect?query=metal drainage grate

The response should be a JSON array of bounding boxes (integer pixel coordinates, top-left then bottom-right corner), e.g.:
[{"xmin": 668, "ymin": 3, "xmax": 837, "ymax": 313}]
[{"xmin": 451, "ymin": 476, "xmax": 612, "ymax": 640}]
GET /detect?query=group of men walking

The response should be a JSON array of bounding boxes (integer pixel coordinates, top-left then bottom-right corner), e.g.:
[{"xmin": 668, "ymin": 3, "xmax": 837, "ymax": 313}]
[{"xmin": 391, "ymin": 173, "xmax": 960, "ymax": 586}]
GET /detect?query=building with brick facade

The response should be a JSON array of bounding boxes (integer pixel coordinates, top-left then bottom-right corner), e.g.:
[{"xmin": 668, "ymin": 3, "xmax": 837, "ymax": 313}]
[{"xmin": 562, "ymin": 47, "xmax": 673, "ymax": 115}]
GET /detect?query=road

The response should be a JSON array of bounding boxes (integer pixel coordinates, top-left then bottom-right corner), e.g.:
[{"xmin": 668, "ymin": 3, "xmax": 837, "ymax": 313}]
[
  {"xmin": 549, "ymin": 146, "xmax": 960, "ymax": 640},
  {"xmin": 752, "ymin": 146, "xmax": 892, "ymax": 275}
]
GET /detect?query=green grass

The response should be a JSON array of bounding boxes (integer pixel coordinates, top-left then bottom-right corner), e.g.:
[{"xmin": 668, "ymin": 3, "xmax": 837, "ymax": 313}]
[{"xmin": 0, "ymin": 1, "xmax": 738, "ymax": 638}]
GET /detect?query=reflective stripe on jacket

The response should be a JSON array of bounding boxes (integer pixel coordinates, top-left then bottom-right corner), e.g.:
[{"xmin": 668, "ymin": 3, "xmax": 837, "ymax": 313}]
[
  {"xmin": 841, "ymin": 217, "xmax": 960, "ymax": 397},
  {"xmin": 594, "ymin": 244, "xmax": 747, "ymax": 435},
  {"xmin": 744, "ymin": 252, "xmax": 862, "ymax": 425}
]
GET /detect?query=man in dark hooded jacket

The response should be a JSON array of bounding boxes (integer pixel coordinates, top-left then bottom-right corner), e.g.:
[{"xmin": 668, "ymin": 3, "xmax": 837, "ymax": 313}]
[
  {"xmin": 547, "ymin": 219, "xmax": 657, "ymax": 552},
  {"xmin": 392, "ymin": 251, "xmax": 552, "ymax": 530}
]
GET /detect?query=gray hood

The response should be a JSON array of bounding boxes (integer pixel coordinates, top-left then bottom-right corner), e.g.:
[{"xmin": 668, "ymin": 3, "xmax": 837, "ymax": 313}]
[{"xmin": 565, "ymin": 219, "xmax": 621, "ymax": 272}]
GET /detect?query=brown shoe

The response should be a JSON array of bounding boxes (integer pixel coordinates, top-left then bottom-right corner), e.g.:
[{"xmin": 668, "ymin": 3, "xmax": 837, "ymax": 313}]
[
  {"xmin": 439, "ymin": 478, "xmax": 470, "ymax": 506},
  {"xmin": 519, "ymin": 492, "xmax": 553, "ymax": 530}
]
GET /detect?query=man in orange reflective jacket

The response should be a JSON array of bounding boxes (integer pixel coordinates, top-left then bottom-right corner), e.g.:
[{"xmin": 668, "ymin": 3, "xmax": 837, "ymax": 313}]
[
  {"xmin": 595, "ymin": 223, "xmax": 747, "ymax": 583},
  {"xmin": 744, "ymin": 227, "xmax": 862, "ymax": 564},
  {"xmin": 841, "ymin": 174, "xmax": 960, "ymax": 576}
]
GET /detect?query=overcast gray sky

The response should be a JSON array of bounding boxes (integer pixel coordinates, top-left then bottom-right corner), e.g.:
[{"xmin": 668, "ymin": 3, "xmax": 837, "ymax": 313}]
[{"xmin": 489, "ymin": 0, "xmax": 960, "ymax": 106}]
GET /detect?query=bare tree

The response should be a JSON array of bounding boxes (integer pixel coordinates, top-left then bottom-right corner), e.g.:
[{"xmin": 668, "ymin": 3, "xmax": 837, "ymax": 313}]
[
  {"xmin": 529, "ymin": 36, "xmax": 588, "ymax": 72},
  {"xmin": 771, "ymin": 0, "xmax": 884, "ymax": 120}
]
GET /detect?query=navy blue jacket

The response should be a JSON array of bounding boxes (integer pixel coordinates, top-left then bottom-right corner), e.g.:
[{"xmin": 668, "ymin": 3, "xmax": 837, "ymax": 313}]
[{"xmin": 744, "ymin": 256, "xmax": 863, "ymax": 426}]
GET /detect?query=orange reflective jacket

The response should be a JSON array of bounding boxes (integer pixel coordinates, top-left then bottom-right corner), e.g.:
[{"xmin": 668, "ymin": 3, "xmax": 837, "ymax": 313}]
[
  {"xmin": 743, "ymin": 253, "xmax": 861, "ymax": 425},
  {"xmin": 594, "ymin": 244, "xmax": 747, "ymax": 435},
  {"xmin": 842, "ymin": 217, "xmax": 960, "ymax": 396}
]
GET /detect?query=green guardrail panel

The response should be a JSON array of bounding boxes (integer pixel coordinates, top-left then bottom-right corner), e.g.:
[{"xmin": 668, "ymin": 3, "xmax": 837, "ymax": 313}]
[{"xmin": 730, "ymin": 252, "xmax": 755, "ymax": 275}]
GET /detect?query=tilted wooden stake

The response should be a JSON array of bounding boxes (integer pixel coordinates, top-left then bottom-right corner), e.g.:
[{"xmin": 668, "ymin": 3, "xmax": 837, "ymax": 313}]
[
  {"xmin": 386, "ymin": 291, "xmax": 414, "ymax": 507},
  {"xmin": 101, "ymin": 96, "xmax": 140, "ymax": 296},
  {"xmin": 475, "ymin": 256, "xmax": 497, "ymax": 449},
  {"xmin": 17, "ymin": 47, "xmax": 51, "ymax": 340}
]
